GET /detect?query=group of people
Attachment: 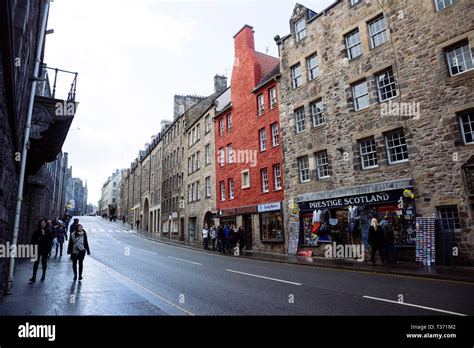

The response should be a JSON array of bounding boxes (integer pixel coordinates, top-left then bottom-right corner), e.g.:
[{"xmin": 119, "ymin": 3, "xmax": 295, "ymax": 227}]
[
  {"xmin": 202, "ymin": 224, "xmax": 246, "ymax": 255},
  {"xmin": 29, "ymin": 216, "xmax": 91, "ymax": 282},
  {"xmin": 368, "ymin": 217, "xmax": 397, "ymax": 265}
]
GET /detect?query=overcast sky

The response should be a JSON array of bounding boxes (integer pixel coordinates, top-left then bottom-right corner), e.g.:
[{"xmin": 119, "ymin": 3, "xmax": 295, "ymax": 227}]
[{"xmin": 44, "ymin": 0, "xmax": 334, "ymax": 205}]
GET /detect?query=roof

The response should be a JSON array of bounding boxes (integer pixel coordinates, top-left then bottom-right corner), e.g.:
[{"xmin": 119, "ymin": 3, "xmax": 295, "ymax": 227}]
[
  {"xmin": 253, "ymin": 63, "xmax": 280, "ymax": 92},
  {"xmin": 255, "ymin": 52, "xmax": 279, "ymax": 84}
]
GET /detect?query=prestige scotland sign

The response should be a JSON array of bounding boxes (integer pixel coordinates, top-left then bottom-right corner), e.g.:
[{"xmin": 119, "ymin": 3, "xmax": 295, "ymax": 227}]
[{"xmin": 300, "ymin": 190, "xmax": 405, "ymax": 210}]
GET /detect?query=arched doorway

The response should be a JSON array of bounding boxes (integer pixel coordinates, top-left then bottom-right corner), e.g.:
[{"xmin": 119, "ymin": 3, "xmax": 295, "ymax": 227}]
[
  {"xmin": 203, "ymin": 211, "xmax": 213, "ymax": 229},
  {"xmin": 143, "ymin": 198, "xmax": 149, "ymax": 232}
]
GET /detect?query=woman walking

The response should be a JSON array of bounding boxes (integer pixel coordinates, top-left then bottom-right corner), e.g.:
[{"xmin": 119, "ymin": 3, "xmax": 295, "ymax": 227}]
[
  {"xmin": 54, "ymin": 220, "xmax": 68, "ymax": 257},
  {"xmin": 30, "ymin": 219, "xmax": 53, "ymax": 282},
  {"xmin": 67, "ymin": 224, "xmax": 91, "ymax": 281}
]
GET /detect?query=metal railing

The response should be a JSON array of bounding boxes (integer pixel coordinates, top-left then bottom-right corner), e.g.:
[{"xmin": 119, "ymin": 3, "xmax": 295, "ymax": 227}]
[{"xmin": 36, "ymin": 64, "xmax": 78, "ymax": 102}]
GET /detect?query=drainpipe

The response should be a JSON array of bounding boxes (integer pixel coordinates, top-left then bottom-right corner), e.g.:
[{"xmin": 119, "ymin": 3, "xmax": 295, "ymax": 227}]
[{"xmin": 6, "ymin": 0, "xmax": 51, "ymax": 295}]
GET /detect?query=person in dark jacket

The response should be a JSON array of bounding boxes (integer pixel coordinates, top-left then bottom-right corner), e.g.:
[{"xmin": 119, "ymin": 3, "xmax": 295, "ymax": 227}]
[
  {"xmin": 69, "ymin": 218, "xmax": 79, "ymax": 236},
  {"xmin": 217, "ymin": 225, "xmax": 225, "ymax": 253},
  {"xmin": 237, "ymin": 226, "xmax": 246, "ymax": 254},
  {"xmin": 54, "ymin": 220, "xmax": 68, "ymax": 257},
  {"xmin": 67, "ymin": 224, "xmax": 91, "ymax": 281},
  {"xmin": 30, "ymin": 219, "xmax": 53, "ymax": 282},
  {"xmin": 381, "ymin": 218, "xmax": 396, "ymax": 264},
  {"xmin": 368, "ymin": 218, "xmax": 384, "ymax": 265}
]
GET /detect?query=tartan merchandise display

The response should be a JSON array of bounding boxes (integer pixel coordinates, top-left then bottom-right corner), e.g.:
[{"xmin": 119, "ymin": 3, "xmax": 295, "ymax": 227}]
[{"xmin": 416, "ymin": 217, "xmax": 436, "ymax": 266}]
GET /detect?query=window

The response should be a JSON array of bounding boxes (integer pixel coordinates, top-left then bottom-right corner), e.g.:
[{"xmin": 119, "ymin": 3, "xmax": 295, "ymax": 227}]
[
  {"xmin": 196, "ymin": 151, "xmax": 200, "ymax": 170},
  {"xmin": 352, "ymin": 80, "xmax": 370, "ymax": 111},
  {"xmin": 291, "ymin": 64, "xmax": 303, "ymax": 89},
  {"xmin": 191, "ymin": 182, "xmax": 196, "ymax": 202},
  {"xmin": 315, "ymin": 151, "xmax": 330, "ymax": 179},
  {"xmin": 437, "ymin": 206, "xmax": 461, "ymax": 231},
  {"xmin": 269, "ymin": 87, "xmax": 277, "ymax": 109},
  {"xmin": 205, "ymin": 115, "xmax": 211, "ymax": 133},
  {"xmin": 298, "ymin": 156, "xmax": 310, "ymax": 182},
  {"xmin": 307, "ymin": 54, "xmax": 319, "ymax": 80},
  {"xmin": 229, "ymin": 178, "xmax": 234, "ymax": 199},
  {"xmin": 273, "ymin": 164, "xmax": 282, "ymax": 190},
  {"xmin": 310, "ymin": 100, "xmax": 325, "ymax": 126},
  {"xmin": 435, "ymin": 0, "xmax": 455, "ymax": 11},
  {"xmin": 196, "ymin": 181, "xmax": 200, "ymax": 200},
  {"xmin": 295, "ymin": 18, "xmax": 307, "ymax": 41},
  {"xmin": 368, "ymin": 15, "xmax": 388, "ymax": 48},
  {"xmin": 459, "ymin": 111, "xmax": 474, "ymax": 144},
  {"xmin": 257, "ymin": 94, "xmax": 265, "ymax": 115},
  {"xmin": 351, "ymin": 0, "xmax": 360, "ymax": 5},
  {"xmin": 445, "ymin": 41, "xmax": 473, "ymax": 76},
  {"xmin": 271, "ymin": 123, "xmax": 279, "ymax": 146},
  {"xmin": 227, "ymin": 144, "xmax": 233, "ymax": 163},
  {"xmin": 187, "ymin": 157, "xmax": 191, "ymax": 174},
  {"xmin": 205, "ymin": 176, "xmax": 211, "ymax": 197},
  {"xmin": 220, "ymin": 181, "xmax": 225, "ymax": 201},
  {"xmin": 192, "ymin": 127, "xmax": 196, "ymax": 144},
  {"xmin": 295, "ymin": 107, "xmax": 306, "ymax": 133},
  {"xmin": 359, "ymin": 137, "xmax": 378, "ymax": 169},
  {"xmin": 112, "ymin": 198, "xmax": 116, "ymax": 203},
  {"xmin": 219, "ymin": 118, "xmax": 224, "ymax": 136},
  {"xmin": 205, "ymin": 144, "xmax": 211, "ymax": 164},
  {"xmin": 345, "ymin": 29, "xmax": 362, "ymax": 60},
  {"xmin": 376, "ymin": 68, "xmax": 397, "ymax": 102},
  {"xmin": 242, "ymin": 170, "xmax": 250, "ymax": 189},
  {"xmin": 113, "ymin": 182, "xmax": 117, "ymax": 187},
  {"xmin": 260, "ymin": 212, "xmax": 283, "ymax": 241},
  {"xmin": 219, "ymin": 147, "xmax": 225, "ymax": 166},
  {"xmin": 259, "ymin": 128, "xmax": 267, "ymax": 151},
  {"xmin": 227, "ymin": 113, "xmax": 232, "ymax": 131},
  {"xmin": 196, "ymin": 124, "xmax": 201, "ymax": 140},
  {"xmin": 260, "ymin": 168, "xmax": 269, "ymax": 193},
  {"xmin": 385, "ymin": 129, "xmax": 409, "ymax": 164}
]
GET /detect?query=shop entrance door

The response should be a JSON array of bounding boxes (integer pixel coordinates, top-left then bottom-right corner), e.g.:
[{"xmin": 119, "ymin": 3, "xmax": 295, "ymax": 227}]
[
  {"xmin": 243, "ymin": 214, "xmax": 252, "ymax": 250},
  {"xmin": 188, "ymin": 217, "xmax": 196, "ymax": 242}
]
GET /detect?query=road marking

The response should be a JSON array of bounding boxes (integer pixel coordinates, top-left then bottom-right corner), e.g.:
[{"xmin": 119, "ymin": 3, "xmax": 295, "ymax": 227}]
[
  {"xmin": 362, "ymin": 295, "xmax": 467, "ymax": 316},
  {"xmin": 90, "ymin": 257, "xmax": 194, "ymax": 316},
  {"xmin": 91, "ymin": 229, "xmax": 97, "ymax": 232},
  {"xmin": 141, "ymin": 249, "xmax": 157, "ymax": 255},
  {"xmin": 226, "ymin": 269, "xmax": 302, "ymax": 286},
  {"xmin": 100, "ymin": 229, "xmax": 105, "ymax": 232},
  {"xmin": 168, "ymin": 256, "xmax": 202, "ymax": 266}
]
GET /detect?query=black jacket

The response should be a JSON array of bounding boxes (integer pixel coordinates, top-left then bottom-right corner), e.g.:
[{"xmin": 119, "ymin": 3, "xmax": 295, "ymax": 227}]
[
  {"xmin": 31, "ymin": 228, "xmax": 53, "ymax": 254},
  {"xmin": 368, "ymin": 226, "xmax": 384, "ymax": 247},
  {"xmin": 67, "ymin": 231, "xmax": 91, "ymax": 255},
  {"xmin": 382, "ymin": 222, "xmax": 395, "ymax": 242}
]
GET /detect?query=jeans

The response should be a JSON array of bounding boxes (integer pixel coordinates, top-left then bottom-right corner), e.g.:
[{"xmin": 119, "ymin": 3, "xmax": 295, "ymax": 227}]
[
  {"xmin": 211, "ymin": 238, "xmax": 216, "ymax": 250},
  {"xmin": 32, "ymin": 252, "xmax": 48, "ymax": 279},
  {"xmin": 203, "ymin": 238, "xmax": 209, "ymax": 250},
  {"xmin": 370, "ymin": 245, "xmax": 384, "ymax": 264},
  {"xmin": 384, "ymin": 242, "xmax": 396, "ymax": 264},
  {"xmin": 71, "ymin": 250, "xmax": 86, "ymax": 277},
  {"xmin": 55, "ymin": 242, "xmax": 64, "ymax": 257}
]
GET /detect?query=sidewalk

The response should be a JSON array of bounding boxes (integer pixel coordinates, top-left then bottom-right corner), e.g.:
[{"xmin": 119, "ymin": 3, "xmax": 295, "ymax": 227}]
[
  {"xmin": 128, "ymin": 226, "xmax": 474, "ymax": 283},
  {"xmin": 0, "ymin": 256, "xmax": 166, "ymax": 315}
]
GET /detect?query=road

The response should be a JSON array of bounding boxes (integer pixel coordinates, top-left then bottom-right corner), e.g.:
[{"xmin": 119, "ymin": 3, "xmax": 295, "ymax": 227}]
[{"xmin": 60, "ymin": 216, "xmax": 474, "ymax": 315}]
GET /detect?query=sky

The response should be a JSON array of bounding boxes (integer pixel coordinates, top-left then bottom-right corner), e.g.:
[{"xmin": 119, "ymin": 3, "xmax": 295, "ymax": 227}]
[{"xmin": 44, "ymin": 0, "xmax": 334, "ymax": 205}]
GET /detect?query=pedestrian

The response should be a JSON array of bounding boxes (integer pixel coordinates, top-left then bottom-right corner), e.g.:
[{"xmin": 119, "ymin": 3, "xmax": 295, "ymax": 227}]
[
  {"xmin": 202, "ymin": 223, "xmax": 209, "ymax": 250},
  {"xmin": 67, "ymin": 224, "xmax": 91, "ymax": 281},
  {"xmin": 136, "ymin": 219, "xmax": 140, "ymax": 230},
  {"xmin": 381, "ymin": 218, "xmax": 396, "ymax": 264},
  {"xmin": 122, "ymin": 216, "xmax": 126, "ymax": 224},
  {"xmin": 54, "ymin": 220, "xmax": 68, "ymax": 257},
  {"xmin": 217, "ymin": 225, "xmax": 225, "ymax": 253},
  {"xmin": 29, "ymin": 219, "xmax": 53, "ymax": 282},
  {"xmin": 210, "ymin": 225, "xmax": 217, "ymax": 251},
  {"xmin": 69, "ymin": 218, "xmax": 79, "ymax": 237},
  {"xmin": 49, "ymin": 219, "xmax": 58, "ymax": 257},
  {"xmin": 237, "ymin": 226, "xmax": 246, "ymax": 254},
  {"xmin": 368, "ymin": 218, "xmax": 384, "ymax": 265},
  {"xmin": 224, "ymin": 224, "xmax": 230, "ymax": 253}
]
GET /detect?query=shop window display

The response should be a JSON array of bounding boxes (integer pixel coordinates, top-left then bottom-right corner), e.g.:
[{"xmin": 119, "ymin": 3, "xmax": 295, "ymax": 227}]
[{"xmin": 261, "ymin": 212, "xmax": 283, "ymax": 241}]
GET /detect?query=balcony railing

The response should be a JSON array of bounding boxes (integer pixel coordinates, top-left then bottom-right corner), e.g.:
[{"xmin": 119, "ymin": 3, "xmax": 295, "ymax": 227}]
[{"xmin": 36, "ymin": 64, "xmax": 78, "ymax": 102}]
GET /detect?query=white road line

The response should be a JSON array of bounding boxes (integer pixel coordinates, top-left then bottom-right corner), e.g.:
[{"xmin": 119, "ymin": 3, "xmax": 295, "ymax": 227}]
[
  {"xmin": 362, "ymin": 295, "xmax": 467, "ymax": 316},
  {"xmin": 225, "ymin": 269, "xmax": 302, "ymax": 286},
  {"xmin": 140, "ymin": 249, "xmax": 157, "ymax": 255},
  {"xmin": 90, "ymin": 257, "xmax": 194, "ymax": 316},
  {"xmin": 168, "ymin": 256, "xmax": 202, "ymax": 266}
]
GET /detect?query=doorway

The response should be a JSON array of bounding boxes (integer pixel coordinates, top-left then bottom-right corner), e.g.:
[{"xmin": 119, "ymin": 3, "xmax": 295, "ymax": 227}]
[{"xmin": 243, "ymin": 214, "xmax": 253, "ymax": 250}]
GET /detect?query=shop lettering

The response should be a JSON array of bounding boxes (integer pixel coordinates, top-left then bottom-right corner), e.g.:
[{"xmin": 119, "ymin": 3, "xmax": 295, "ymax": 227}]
[{"xmin": 308, "ymin": 193, "xmax": 391, "ymax": 209}]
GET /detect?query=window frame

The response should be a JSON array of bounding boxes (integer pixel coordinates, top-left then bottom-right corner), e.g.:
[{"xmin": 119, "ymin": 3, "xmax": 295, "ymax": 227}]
[
  {"xmin": 445, "ymin": 41, "xmax": 474, "ymax": 77},
  {"xmin": 298, "ymin": 156, "xmax": 310, "ymax": 183},
  {"xmin": 257, "ymin": 94, "xmax": 265, "ymax": 115},
  {"xmin": 291, "ymin": 64, "xmax": 303, "ymax": 89},
  {"xmin": 437, "ymin": 205, "xmax": 461, "ymax": 232},
  {"xmin": 376, "ymin": 68, "xmax": 398, "ymax": 102},
  {"xmin": 307, "ymin": 54, "xmax": 320, "ymax": 80},
  {"xmin": 259, "ymin": 128, "xmax": 267, "ymax": 152},
  {"xmin": 352, "ymin": 79, "xmax": 370, "ymax": 111},
  {"xmin": 458, "ymin": 110, "xmax": 474, "ymax": 145},
  {"xmin": 271, "ymin": 123, "xmax": 279, "ymax": 147},
  {"xmin": 435, "ymin": 0, "xmax": 455, "ymax": 11},
  {"xmin": 368, "ymin": 14, "xmax": 389, "ymax": 49},
  {"xmin": 273, "ymin": 164, "xmax": 282, "ymax": 190},
  {"xmin": 269, "ymin": 87, "xmax": 277, "ymax": 109},
  {"xmin": 315, "ymin": 150, "xmax": 330, "ymax": 179},
  {"xmin": 385, "ymin": 129, "xmax": 409, "ymax": 165},
  {"xmin": 241, "ymin": 170, "xmax": 250, "ymax": 189},
  {"xmin": 310, "ymin": 99, "xmax": 325, "ymax": 127},
  {"xmin": 229, "ymin": 178, "xmax": 235, "ymax": 200},
  {"xmin": 205, "ymin": 176, "xmax": 211, "ymax": 198},
  {"xmin": 227, "ymin": 113, "xmax": 232, "ymax": 131},
  {"xmin": 295, "ymin": 107, "xmax": 306, "ymax": 133},
  {"xmin": 345, "ymin": 29, "xmax": 362, "ymax": 60},
  {"xmin": 359, "ymin": 137, "xmax": 378, "ymax": 170},
  {"xmin": 261, "ymin": 168, "xmax": 269, "ymax": 193},
  {"xmin": 295, "ymin": 18, "xmax": 307, "ymax": 42}
]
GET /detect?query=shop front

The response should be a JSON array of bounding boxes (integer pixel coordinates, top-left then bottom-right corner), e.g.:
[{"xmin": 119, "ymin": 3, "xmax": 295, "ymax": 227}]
[
  {"xmin": 296, "ymin": 179, "xmax": 417, "ymax": 260},
  {"xmin": 258, "ymin": 202, "xmax": 284, "ymax": 243}
]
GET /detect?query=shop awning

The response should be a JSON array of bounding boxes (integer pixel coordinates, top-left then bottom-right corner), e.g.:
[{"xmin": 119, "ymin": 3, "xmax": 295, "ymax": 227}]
[{"xmin": 296, "ymin": 178, "xmax": 413, "ymax": 203}]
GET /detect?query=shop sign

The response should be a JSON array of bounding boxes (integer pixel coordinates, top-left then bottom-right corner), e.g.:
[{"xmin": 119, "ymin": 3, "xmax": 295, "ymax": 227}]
[
  {"xmin": 258, "ymin": 202, "xmax": 281, "ymax": 213},
  {"xmin": 299, "ymin": 190, "xmax": 405, "ymax": 210}
]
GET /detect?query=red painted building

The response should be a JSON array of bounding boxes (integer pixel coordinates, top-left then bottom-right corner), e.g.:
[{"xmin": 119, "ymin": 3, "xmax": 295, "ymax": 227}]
[{"xmin": 215, "ymin": 25, "xmax": 285, "ymax": 253}]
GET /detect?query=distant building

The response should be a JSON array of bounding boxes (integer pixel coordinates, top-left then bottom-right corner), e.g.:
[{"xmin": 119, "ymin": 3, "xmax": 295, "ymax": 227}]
[{"xmin": 100, "ymin": 169, "xmax": 123, "ymax": 217}]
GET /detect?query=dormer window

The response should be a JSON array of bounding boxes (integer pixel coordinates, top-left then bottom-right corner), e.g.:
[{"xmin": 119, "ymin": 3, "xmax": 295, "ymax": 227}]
[{"xmin": 295, "ymin": 18, "xmax": 307, "ymax": 42}]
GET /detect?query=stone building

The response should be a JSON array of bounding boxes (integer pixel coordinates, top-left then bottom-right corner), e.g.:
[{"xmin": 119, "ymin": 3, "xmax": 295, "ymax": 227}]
[
  {"xmin": 0, "ymin": 0, "xmax": 79, "ymax": 296},
  {"xmin": 100, "ymin": 169, "xmax": 122, "ymax": 217},
  {"xmin": 276, "ymin": 1, "xmax": 474, "ymax": 264},
  {"xmin": 184, "ymin": 77, "xmax": 228, "ymax": 245},
  {"xmin": 117, "ymin": 168, "xmax": 130, "ymax": 221},
  {"xmin": 214, "ymin": 25, "xmax": 285, "ymax": 253}
]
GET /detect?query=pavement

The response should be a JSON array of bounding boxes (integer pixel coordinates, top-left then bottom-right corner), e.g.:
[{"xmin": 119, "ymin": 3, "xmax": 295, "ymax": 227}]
[{"xmin": 1, "ymin": 216, "xmax": 473, "ymax": 316}]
